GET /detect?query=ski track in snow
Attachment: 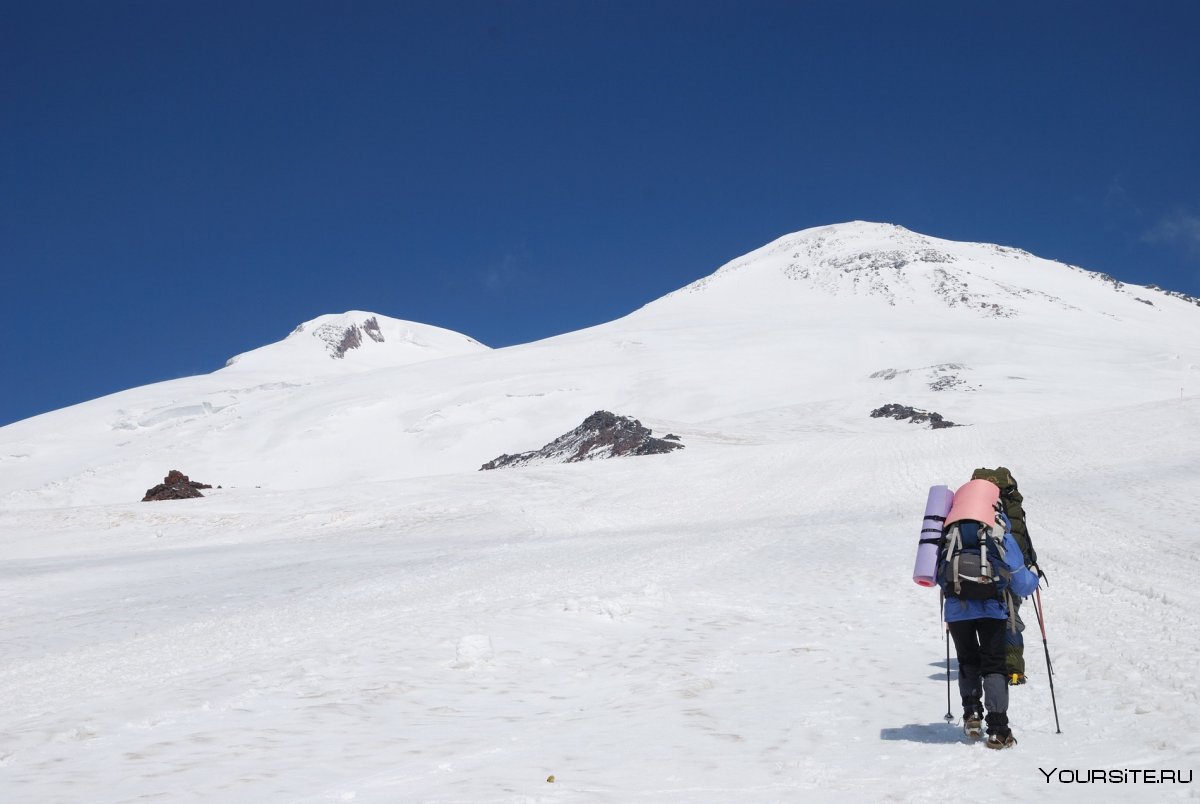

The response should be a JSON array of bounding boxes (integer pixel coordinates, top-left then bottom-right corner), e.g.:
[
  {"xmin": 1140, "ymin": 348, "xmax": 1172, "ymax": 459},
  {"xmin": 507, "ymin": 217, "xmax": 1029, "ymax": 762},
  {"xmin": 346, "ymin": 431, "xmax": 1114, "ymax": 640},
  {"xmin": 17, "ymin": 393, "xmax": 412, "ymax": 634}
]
[{"xmin": 2, "ymin": 400, "xmax": 1199, "ymax": 802}]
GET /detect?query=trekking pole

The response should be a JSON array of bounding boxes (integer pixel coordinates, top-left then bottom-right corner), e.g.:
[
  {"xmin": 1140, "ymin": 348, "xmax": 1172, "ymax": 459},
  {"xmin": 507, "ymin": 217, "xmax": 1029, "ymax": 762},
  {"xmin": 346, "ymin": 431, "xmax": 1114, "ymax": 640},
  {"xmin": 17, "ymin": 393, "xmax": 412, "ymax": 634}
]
[
  {"xmin": 942, "ymin": 591, "xmax": 953, "ymax": 722},
  {"xmin": 944, "ymin": 623, "xmax": 954, "ymax": 722},
  {"xmin": 1032, "ymin": 588, "xmax": 1062, "ymax": 734}
]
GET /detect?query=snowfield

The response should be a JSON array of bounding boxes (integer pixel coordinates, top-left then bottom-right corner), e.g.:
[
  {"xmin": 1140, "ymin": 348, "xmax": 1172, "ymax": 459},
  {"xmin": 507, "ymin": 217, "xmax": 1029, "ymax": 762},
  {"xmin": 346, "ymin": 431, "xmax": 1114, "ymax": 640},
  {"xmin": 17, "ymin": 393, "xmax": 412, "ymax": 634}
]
[{"xmin": 2, "ymin": 223, "xmax": 1199, "ymax": 802}]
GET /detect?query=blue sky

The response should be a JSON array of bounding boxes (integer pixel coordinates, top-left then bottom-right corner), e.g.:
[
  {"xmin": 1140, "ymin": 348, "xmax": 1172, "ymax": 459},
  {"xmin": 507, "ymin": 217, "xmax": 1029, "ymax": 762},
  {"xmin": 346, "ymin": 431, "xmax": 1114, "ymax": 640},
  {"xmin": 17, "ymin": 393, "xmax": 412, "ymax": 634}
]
[{"xmin": 3, "ymin": 1, "xmax": 1199, "ymax": 426}]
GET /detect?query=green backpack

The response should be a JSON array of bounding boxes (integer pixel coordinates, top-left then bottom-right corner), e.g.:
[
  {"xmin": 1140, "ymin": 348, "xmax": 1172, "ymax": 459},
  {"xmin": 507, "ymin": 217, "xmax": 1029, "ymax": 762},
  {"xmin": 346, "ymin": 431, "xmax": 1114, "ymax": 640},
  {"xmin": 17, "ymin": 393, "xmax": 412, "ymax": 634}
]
[{"xmin": 971, "ymin": 466, "xmax": 1039, "ymax": 570}]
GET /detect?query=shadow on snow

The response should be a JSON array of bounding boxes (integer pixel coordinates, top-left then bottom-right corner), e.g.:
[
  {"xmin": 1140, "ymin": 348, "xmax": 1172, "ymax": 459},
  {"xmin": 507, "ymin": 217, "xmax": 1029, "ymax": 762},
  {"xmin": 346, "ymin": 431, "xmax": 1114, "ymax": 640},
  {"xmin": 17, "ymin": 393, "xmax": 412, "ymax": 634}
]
[
  {"xmin": 929, "ymin": 658, "xmax": 958, "ymax": 682},
  {"xmin": 879, "ymin": 722, "xmax": 964, "ymax": 744}
]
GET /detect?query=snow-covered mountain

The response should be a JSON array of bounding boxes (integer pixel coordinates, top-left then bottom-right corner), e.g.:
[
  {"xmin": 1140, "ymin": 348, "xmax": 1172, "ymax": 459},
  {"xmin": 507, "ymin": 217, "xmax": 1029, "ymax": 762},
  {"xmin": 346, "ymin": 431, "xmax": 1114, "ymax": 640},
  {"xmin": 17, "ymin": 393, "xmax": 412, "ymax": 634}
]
[
  {"xmin": 2, "ymin": 222, "xmax": 1196, "ymax": 509},
  {"xmin": 633, "ymin": 220, "xmax": 1200, "ymax": 423},
  {"xmin": 663, "ymin": 221, "xmax": 1176, "ymax": 317},
  {"xmin": 223, "ymin": 311, "xmax": 489, "ymax": 375},
  {"xmin": 2, "ymin": 222, "xmax": 1199, "ymax": 801}
]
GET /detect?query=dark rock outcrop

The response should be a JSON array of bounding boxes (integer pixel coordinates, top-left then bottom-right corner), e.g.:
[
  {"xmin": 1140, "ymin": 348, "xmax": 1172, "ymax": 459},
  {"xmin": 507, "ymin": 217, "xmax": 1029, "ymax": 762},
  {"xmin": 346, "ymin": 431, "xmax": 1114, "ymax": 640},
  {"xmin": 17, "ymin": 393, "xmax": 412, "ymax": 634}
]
[
  {"xmin": 312, "ymin": 316, "xmax": 386, "ymax": 359},
  {"xmin": 1148, "ymin": 285, "xmax": 1200, "ymax": 308},
  {"xmin": 334, "ymin": 325, "xmax": 363, "ymax": 358},
  {"xmin": 362, "ymin": 316, "xmax": 385, "ymax": 342},
  {"xmin": 481, "ymin": 411, "xmax": 684, "ymax": 470},
  {"xmin": 870, "ymin": 403, "xmax": 960, "ymax": 429},
  {"xmin": 142, "ymin": 470, "xmax": 213, "ymax": 502}
]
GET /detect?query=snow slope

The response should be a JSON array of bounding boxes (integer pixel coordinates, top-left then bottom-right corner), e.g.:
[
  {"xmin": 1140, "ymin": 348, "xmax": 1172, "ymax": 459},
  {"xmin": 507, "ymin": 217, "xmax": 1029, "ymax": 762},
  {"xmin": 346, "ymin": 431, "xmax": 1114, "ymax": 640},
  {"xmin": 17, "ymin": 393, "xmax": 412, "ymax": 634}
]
[{"xmin": 2, "ymin": 223, "xmax": 1199, "ymax": 801}]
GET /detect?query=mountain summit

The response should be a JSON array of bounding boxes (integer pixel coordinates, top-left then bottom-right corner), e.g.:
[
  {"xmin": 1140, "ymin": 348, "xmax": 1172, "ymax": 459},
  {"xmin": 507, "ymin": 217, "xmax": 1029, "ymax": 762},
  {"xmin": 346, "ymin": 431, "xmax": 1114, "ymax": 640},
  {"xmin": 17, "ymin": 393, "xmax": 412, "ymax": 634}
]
[
  {"xmin": 654, "ymin": 221, "xmax": 1191, "ymax": 321},
  {"xmin": 223, "ymin": 311, "xmax": 489, "ymax": 376}
]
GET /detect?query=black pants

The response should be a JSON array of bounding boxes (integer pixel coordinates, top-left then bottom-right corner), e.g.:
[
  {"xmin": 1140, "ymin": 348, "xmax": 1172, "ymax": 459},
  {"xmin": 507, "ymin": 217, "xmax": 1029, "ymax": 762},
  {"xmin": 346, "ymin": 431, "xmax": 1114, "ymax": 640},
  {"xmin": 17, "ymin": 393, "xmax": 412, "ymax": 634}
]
[{"xmin": 949, "ymin": 618, "xmax": 1010, "ymax": 735}]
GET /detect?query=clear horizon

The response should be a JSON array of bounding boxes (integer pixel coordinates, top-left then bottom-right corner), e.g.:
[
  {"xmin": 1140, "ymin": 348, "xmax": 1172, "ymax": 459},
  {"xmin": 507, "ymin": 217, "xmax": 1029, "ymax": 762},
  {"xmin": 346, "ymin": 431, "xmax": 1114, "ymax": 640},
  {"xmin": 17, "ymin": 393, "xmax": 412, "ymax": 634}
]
[{"xmin": 4, "ymin": 1, "xmax": 1199, "ymax": 426}]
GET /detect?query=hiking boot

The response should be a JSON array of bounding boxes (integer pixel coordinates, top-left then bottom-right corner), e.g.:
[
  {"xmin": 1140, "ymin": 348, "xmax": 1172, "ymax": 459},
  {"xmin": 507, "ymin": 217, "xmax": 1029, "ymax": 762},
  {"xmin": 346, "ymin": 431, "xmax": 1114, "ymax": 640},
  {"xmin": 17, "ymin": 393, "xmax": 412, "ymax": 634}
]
[
  {"xmin": 963, "ymin": 711, "xmax": 983, "ymax": 739},
  {"xmin": 985, "ymin": 731, "xmax": 1017, "ymax": 750},
  {"xmin": 1008, "ymin": 673, "xmax": 1026, "ymax": 686}
]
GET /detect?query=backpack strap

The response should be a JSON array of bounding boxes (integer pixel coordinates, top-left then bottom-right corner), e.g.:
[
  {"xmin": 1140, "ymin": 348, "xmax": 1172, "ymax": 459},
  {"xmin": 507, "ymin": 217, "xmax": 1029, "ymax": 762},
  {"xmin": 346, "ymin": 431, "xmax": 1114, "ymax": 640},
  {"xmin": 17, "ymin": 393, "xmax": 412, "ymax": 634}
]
[
  {"xmin": 944, "ymin": 526, "xmax": 963, "ymax": 597},
  {"xmin": 986, "ymin": 526, "xmax": 1006, "ymax": 562},
  {"xmin": 919, "ymin": 522, "xmax": 942, "ymax": 548},
  {"xmin": 921, "ymin": 514, "xmax": 945, "ymax": 539},
  {"xmin": 922, "ymin": 515, "xmax": 946, "ymax": 545},
  {"xmin": 992, "ymin": 516, "xmax": 1019, "ymax": 630},
  {"xmin": 979, "ymin": 524, "xmax": 994, "ymax": 581}
]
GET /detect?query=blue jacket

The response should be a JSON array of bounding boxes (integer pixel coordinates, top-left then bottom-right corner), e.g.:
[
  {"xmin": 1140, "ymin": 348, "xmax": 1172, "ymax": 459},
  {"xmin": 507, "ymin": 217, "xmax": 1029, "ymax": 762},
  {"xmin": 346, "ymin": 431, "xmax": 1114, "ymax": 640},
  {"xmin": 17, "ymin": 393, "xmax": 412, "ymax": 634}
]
[{"xmin": 943, "ymin": 529, "xmax": 1039, "ymax": 623}]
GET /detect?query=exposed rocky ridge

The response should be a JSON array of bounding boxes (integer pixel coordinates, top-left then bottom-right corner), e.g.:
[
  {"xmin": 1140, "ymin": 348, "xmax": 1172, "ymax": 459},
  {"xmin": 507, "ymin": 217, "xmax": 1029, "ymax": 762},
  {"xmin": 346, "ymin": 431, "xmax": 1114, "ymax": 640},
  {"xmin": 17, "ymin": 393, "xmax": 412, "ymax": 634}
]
[
  {"xmin": 481, "ymin": 411, "xmax": 684, "ymax": 470},
  {"xmin": 869, "ymin": 363, "xmax": 976, "ymax": 392},
  {"xmin": 870, "ymin": 403, "xmax": 960, "ymax": 429},
  {"xmin": 307, "ymin": 315, "xmax": 386, "ymax": 359},
  {"xmin": 771, "ymin": 235, "xmax": 1031, "ymax": 316},
  {"xmin": 142, "ymin": 470, "xmax": 213, "ymax": 502},
  {"xmin": 1148, "ymin": 285, "xmax": 1200, "ymax": 308}
]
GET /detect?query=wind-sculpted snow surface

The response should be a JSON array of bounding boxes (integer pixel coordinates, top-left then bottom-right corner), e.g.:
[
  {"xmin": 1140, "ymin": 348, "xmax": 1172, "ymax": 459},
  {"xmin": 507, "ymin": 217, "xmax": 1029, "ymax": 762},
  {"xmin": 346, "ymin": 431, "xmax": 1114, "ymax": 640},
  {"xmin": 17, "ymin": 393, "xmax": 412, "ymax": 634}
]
[{"xmin": 1, "ymin": 398, "xmax": 1198, "ymax": 801}]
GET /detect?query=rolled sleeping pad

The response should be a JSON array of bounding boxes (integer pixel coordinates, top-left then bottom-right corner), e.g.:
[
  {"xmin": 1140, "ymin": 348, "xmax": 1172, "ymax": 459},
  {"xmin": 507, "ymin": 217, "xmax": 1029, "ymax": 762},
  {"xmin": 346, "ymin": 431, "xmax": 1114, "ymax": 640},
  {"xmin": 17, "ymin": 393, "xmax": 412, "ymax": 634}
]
[
  {"xmin": 913, "ymin": 484, "xmax": 954, "ymax": 586},
  {"xmin": 945, "ymin": 478, "xmax": 1001, "ymax": 527}
]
